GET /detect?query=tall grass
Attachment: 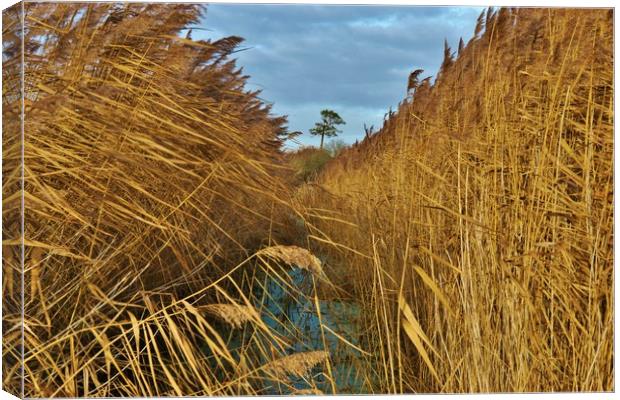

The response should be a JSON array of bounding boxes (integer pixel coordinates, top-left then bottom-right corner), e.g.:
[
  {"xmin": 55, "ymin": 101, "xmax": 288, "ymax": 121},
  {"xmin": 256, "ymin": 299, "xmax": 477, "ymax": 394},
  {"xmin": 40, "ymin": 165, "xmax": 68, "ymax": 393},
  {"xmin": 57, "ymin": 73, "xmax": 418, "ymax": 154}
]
[
  {"xmin": 300, "ymin": 7, "xmax": 613, "ymax": 392},
  {"xmin": 287, "ymin": 147, "xmax": 333, "ymax": 183},
  {"xmin": 2, "ymin": 3, "xmax": 332, "ymax": 396},
  {"xmin": 2, "ymin": 4, "xmax": 613, "ymax": 396}
]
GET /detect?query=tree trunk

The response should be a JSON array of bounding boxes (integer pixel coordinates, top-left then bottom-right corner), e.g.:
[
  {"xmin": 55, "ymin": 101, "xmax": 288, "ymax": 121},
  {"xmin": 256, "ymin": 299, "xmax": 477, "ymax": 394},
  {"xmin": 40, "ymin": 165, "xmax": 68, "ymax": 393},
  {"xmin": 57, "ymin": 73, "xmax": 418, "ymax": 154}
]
[{"xmin": 320, "ymin": 133, "xmax": 324, "ymax": 149}]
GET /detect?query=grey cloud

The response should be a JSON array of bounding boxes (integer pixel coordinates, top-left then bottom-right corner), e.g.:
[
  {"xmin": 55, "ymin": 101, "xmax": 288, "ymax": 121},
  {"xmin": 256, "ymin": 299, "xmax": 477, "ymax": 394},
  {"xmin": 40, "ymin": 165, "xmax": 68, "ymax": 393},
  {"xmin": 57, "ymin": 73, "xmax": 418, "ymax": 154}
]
[{"xmin": 196, "ymin": 4, "xmax": 484, "ymax": 146}]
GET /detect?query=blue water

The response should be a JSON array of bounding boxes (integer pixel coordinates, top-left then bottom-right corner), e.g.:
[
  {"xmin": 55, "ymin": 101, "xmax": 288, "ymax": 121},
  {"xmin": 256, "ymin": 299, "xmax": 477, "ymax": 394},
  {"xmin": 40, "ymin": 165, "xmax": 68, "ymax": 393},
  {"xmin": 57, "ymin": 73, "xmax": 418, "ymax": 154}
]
[
  {"xmin": 200, "ymin": 267, "xmax": 368, "ymax": 394},
  {"xmin": 257, "ymin": 268, "xmax": 367, "ymax": 394}
]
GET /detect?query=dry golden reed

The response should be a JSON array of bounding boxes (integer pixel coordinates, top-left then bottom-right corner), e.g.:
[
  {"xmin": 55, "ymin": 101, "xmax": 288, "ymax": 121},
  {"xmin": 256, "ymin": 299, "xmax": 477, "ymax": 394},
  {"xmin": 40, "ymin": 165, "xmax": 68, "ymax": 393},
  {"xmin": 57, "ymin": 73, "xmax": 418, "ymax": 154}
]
[
  {"xmin": 2, "ymin": 3, "xmax": 298, "ymax": 397},
  {"xmin": 300, "ymin": 7, "xmax": 613, "ymax": 393},
  {"xmin": 2, "ymin": 3, "xmax": 613, "ymax": 397},
  {"xmin": 258, "ymin": 245, "xmax": 323, "ymax": 276},
  {"xmin": 265, "ymin": 351, "xmax": 330, "ymax": 379},
  {"xmin": 199, "ymin": 303, "xmax": 258, "ymax": 328}
]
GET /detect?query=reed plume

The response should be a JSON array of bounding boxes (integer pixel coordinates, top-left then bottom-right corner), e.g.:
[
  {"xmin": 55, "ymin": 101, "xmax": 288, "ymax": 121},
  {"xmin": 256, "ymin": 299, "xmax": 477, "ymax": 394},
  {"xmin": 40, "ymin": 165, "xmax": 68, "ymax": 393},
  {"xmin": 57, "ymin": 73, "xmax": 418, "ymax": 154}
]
[
  {"xmin": 199, "ymin": 303, "xmax": 259, "ymax": 328},
  {"xmin": 258, "ymin": 245, "xmax": 323, "ymax": 276},
  {"xmin": 265, "ymin": 351, "xmax": 330, "ymax": 379}
]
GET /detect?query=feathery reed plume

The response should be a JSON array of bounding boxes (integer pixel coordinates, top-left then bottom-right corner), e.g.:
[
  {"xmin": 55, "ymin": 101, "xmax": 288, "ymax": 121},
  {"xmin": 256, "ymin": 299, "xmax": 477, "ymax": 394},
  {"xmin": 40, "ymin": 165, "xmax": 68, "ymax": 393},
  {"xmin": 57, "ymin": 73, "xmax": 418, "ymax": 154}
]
[
  {"xmin": 407, "ymin": 68, "xmax": 425, "ymax": 93},
  {"xmin": 439, "ymin": 38, "xmax": 454, "ymax": 75},
  {"xmin": 265, "ymin": 351, "xmax": 330, "ymax": 379},
  {"xmin": 258, "ymin": 245, "xmax": 323, "ymax": 276},
  {"xmin": 199, "ymin": 303, "xmax": 258, "ymax": 328}
]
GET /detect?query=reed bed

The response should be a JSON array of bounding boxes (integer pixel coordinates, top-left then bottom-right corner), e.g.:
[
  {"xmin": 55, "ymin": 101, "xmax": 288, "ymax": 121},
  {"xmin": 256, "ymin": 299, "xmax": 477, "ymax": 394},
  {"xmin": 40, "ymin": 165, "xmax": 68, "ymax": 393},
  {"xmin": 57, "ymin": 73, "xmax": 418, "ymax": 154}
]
[
  {"xmin": 2, "ymin": 4, "xmax": 613, "ymax": 396},
  {"xmin": 300, "ymin": 7, "xmax": 613, "ymax": 393},
  {"xmin": 1, "ymin": 3, "xmax": 324, "ymax": 396}
]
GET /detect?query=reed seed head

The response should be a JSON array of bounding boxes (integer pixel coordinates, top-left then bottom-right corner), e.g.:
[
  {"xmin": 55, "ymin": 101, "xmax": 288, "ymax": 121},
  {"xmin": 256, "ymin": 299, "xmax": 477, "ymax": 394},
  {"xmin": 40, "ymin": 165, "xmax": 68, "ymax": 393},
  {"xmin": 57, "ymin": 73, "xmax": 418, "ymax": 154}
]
[
  {"xmin": 264, "ymin": 350, "xmax": 330, "ymax": 379},
  {"xmin": 259, "ymin": 245, "xmax": 323, "ymax": 276},
  {"xmin": 199, "ymin": 303, "xmax": 258, "ymax": 328}
]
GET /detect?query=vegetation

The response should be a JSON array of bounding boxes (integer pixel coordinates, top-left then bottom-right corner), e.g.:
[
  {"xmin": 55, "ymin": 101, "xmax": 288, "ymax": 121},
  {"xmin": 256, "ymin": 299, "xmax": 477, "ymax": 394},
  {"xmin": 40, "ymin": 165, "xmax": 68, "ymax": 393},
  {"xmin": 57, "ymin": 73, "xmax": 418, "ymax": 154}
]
[
  {"xmin": 309, "ymin": 109, "xmax": 346, "ymax": 149},
  {"xmin": 301, "ymin": 7, "xmax": 613, "ymax": 393},
  {"xmin": 324, "ymin": 139, "xmax": 348, "ymax": 157},
  {"xmin": 2, "ymin": 4, "xmax": 613, "ymax": 397},
  {"xmin": 285, "ymin": 139, "xmax": 348, "ymax": 183},
  {"xmin": 1, "ymin": 3, "xmax": 329, "ymax": 397}
]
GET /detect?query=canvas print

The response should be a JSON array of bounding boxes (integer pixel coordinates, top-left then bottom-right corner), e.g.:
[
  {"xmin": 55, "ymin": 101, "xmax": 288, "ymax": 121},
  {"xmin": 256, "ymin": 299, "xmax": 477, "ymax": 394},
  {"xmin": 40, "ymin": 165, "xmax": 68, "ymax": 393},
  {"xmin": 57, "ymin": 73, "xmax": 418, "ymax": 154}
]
[{"xmin": 1, "ymin": 2, "xmax": 614, "ymax": 397}]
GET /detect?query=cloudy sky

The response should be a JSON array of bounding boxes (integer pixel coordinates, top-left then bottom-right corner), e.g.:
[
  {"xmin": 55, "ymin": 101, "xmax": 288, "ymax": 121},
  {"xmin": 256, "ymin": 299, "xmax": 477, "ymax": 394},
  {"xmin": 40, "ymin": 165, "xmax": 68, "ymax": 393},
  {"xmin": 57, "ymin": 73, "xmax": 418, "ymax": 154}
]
[{"xmin": 196, "ymin": 4, "xmax": 484, "ymax": 148}]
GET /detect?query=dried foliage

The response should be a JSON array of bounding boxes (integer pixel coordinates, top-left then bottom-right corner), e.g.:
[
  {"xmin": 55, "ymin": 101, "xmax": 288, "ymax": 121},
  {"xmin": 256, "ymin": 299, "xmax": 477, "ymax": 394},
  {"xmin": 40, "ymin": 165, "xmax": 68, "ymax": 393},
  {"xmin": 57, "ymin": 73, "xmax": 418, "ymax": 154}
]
[
  {"xmin": 1, "ymin": 3, "xmax": 302, "ymax": 397},
  {"xmin": 258, "ymin": 245, "xmax": 323, "ymax": 276},
  {"xmin": 302, "ymin": 8, "xmax": 613, "ymax": 393},
  {"xmin": 2, "ymin": 4, "xmax": 613, "ymax": 396}
]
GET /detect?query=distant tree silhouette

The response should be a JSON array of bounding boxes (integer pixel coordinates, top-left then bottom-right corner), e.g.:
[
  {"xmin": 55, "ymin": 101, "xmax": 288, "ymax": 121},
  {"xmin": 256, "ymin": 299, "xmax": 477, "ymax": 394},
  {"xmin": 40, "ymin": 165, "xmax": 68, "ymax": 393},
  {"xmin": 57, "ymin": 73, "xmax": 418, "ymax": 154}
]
[{"xmin": 309, "ymin": 109, "xmax": 345, "ymax": 149}]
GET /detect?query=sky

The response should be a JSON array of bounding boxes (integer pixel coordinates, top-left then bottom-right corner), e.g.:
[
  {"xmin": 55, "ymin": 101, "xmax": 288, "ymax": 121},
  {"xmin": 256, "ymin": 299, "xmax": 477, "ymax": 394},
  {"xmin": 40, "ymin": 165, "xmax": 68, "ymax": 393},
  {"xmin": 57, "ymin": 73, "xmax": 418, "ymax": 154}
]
[{"xmin": 196, "ymin": 4, "xmax": 484, "ymax": 148}]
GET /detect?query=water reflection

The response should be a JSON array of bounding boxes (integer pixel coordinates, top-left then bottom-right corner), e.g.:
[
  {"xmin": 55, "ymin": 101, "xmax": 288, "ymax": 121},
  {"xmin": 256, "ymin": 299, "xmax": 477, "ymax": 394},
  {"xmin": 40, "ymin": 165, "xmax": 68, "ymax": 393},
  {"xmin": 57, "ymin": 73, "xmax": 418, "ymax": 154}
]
[{"xmin": 259, "ymin": 268, "xmax": 367, "ymax": 394}]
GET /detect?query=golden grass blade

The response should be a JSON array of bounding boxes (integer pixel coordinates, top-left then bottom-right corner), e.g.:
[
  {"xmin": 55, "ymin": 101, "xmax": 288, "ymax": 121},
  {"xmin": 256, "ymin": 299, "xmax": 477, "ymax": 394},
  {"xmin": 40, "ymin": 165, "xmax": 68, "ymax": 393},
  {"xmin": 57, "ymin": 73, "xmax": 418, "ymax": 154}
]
[
  {"xmin": 399, "ymin": 295, "xmax": 440, "ymax": 383},
  {"xmin": 413, "ymin": 265, "xmax": 451, "ymax": 312}
]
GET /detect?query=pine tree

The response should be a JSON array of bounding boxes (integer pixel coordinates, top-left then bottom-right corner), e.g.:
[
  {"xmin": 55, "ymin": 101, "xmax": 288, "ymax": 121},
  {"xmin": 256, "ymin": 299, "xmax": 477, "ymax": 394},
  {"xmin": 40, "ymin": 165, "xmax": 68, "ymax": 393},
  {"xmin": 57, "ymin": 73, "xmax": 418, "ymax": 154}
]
[{"xmin": 309, "ymin": 109, "xmax": 346, "ymax": 149}]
